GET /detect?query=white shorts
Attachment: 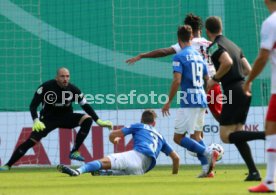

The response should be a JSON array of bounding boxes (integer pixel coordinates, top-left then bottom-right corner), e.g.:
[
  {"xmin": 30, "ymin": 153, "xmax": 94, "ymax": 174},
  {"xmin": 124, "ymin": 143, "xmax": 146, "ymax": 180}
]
[
  {"xmin": 107, "ymin": 150, "xmax": 152, "ymax": 175},
  {"xmin": 174, "ymin": 108, "xmax": 206, "ymax": 134}
]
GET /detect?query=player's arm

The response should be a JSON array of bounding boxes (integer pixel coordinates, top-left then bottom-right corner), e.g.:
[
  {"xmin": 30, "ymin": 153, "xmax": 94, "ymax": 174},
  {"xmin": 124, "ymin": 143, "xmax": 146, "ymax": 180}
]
[
  {"xmin": 76, "ymin": 89, "xmax": 112, "ymax": 129},
  {"xmin": 207, "ymin": 51, "xmax": 232, "ymax": 91},
  {"xmin": 244, "ymin": 49, "xmax": 270, "ymax": 95},
  {"xmin": 214, "ymin": 51, "xmax": 233, "ymax": 79},
  {"xmin": 241, "ymin": 57, "xmax": 252, "ymax": 76},
  {"xmin": 126, "ymin": 47, "xmax": 176, "ymax": 64},
  {"xmin": 29, "ymin": 85, "xmax": 45, "ymax": 132},
  {"xmin": 29, "ymin": 87, "xmax": 43, "ymax": 121},
  {"xmin": 161, "ymin": 140, "xmax": 179, "ymax": 174},
  {"xmin": 109, "ymin": 129, "xmax": 124, "ymax": 144},
  {"xmin": 162, "ymin": 72, "xmax": 181, "ymax": 116},
  {"xmin": 169, "ymin": 151, "xmax": 180, "ymax": 174}
]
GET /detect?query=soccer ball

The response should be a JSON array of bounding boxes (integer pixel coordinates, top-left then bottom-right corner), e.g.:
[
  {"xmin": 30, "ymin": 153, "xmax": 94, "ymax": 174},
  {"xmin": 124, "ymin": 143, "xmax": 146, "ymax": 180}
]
[
  {"xmin": 187, "ymin": 143, "xmax": 224, "ymax": 161},
  {"xmin": 208, "ymin": 143, "xmax": 224, "ymax": 161}
]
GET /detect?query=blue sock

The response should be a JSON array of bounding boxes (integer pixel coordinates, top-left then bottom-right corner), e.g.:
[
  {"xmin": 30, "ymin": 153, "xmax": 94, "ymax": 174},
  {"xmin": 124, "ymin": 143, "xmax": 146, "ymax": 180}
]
[
  {"xmin": 197, "ymin": 139, "xmax": 208, "ymax": 165},
  {"xmin": 180, "ymin": 137, "xmax": 205, "ymax": 155},
  {"xmin": 77, "ymin": 160, "xmax": 102, "ymax": 174},
  {"xmin": 198, "ymin": 139, "xmax": 206, "ymax": 147}
]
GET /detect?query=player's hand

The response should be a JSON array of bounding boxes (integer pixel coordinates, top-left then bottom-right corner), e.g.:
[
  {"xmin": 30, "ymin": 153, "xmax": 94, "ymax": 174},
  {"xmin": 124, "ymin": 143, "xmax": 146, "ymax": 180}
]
[
  {"xmin": 162, "ymin": 103, "xmax": 170, "ymax": 117},
  {"xmin": 207, "ymin": 79, "xmax": 217, "ymax": 92},
  {"xmin": 32, "ymin": 119, "xmax": 46, "ymax": 132},
  {"xmin": 243, "ymin": 81, "xmax": 252, "ymax": 96},
  {"xmin": 96, "ymin": 119, "xmax": 113, "ymax": 130},
  {"xmin": 113, "ymin": 137, "xmax": 121, "ymax": 144},
  {"xmin": 125, "ymin": 55, "xmax": 141, "ymax": 65}
]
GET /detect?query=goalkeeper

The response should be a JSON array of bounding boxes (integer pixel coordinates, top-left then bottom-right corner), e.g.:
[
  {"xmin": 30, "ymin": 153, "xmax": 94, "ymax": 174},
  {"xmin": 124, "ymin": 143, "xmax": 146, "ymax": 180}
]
[{"xmin": 0, "ymin": 67, "xmax": 112, "ymax": 171}]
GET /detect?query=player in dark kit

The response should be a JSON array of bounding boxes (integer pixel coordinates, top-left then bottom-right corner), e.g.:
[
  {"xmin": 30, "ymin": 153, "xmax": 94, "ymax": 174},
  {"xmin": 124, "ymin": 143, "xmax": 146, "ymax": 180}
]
[
  {"xmin": 0, "ymin": 67, "xmax": 112, "ymax": 171},
  {"xmin": 205, "ymin": 16, "xmax": 265, "ymax": 181}
]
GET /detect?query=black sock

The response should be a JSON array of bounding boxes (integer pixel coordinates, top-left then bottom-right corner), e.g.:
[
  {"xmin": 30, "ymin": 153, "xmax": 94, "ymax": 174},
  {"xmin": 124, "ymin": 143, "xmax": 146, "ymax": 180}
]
[
  {"xmin": 229, "ymin": 131, "xmax": 265, "ymax": 143},
  {"xmin": 6, "ymin": 138, "xmax": 36, "ymax": 167},
  {"xmin": 234, "ymin": 142, "xmax": 258, "ymax": 173},
  {"xmin": 71, "ymin": 118, "xmax": 92, "ymax": 153}
]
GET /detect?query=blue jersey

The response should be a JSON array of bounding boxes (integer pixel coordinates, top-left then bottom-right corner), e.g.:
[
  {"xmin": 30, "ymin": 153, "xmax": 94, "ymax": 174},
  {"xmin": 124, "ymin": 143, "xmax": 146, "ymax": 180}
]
[
  {"xmin": 122, "ymin": 123, "xmax": 173, "ymax": 172},
  {"xmin": 172, "ymin": 46, "xmax": 208, "ymax": 108}
]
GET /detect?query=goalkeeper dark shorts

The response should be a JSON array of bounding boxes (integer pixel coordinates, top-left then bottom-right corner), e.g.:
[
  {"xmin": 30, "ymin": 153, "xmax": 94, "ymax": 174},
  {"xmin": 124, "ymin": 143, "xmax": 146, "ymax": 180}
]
[
  {"xmin": 219, "ymin": 81, "xmax": 251, "ymax": 126},
  {"xmin": 30, "ymin": 112, "xmax": 85, "ymax": 141}
]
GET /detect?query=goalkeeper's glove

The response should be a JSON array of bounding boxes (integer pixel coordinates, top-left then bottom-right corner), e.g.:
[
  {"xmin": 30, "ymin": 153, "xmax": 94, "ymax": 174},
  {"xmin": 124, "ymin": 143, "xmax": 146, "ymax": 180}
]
[
  {"xmin": 96, "ymin": 119, "xmax": 113, "ymax": 130},
  {"xmin": 32, "ymin": 118, "xmax": 46, "ymax": 132}
]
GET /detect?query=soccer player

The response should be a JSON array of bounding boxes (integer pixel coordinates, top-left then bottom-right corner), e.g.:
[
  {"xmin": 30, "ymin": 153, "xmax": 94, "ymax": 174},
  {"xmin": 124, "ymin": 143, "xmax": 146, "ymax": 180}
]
[
  {"xmin": 245, "ymin": 0, "xmax": 276, "ymax": 192},
  {"xmin": 162, "ymin": 25, "xmax": 218, "ymax": 178},
  {"xmin": 57, "ymin": 110, "xmax": 180, "ymax": 176},
  {"xmin": 0, "ymin": 67, "xmax": 112, "ymax": 171},
  {"xmin": 126, "ymin": 13, "xmax": 222, "ymax": 123},
  {"xmin": 205, "ymin": 16, "xmax": 265, "ymax": 181}
]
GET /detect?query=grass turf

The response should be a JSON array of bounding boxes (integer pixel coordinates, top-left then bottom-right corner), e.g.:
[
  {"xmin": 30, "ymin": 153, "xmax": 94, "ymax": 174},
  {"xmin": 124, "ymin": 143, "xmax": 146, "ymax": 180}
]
[{"xmin": 0, "ymin": 164, "xmax": 266, "ymax": 195}]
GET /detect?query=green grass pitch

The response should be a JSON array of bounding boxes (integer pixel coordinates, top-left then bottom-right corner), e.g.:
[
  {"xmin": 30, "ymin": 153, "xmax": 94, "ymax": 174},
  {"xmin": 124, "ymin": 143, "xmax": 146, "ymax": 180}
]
[{"xmin": 0, "ymin": 164, "xmax": 266, "ymax": 195}]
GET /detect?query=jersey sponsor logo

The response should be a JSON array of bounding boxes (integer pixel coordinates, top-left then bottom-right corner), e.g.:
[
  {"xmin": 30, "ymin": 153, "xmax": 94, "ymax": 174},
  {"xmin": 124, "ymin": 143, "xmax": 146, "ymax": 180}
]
[
  {"xmin": 37, "ymin": 87, "xmax": 43, "ymax": 94},
  {"xmin": 172, "ymin": 61, "xmax": 180, "ymax": 67},
  {"xmin": 208, "ymin": 43, "xmax": 219, "ymax": 56}
]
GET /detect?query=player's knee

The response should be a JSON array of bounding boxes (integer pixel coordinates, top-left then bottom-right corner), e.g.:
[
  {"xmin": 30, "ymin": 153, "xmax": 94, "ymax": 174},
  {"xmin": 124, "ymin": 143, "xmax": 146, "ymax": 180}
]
[
  {"xmin": 79, "ymin": 115, "xmax": 92, "ymax": 126},
  {"xmin": 190, "ymin": 133, "xmax": 202, "ymax": 142},
  {"xmin": 173, "ymin": 135, "xmax": 182, "ymax": 145},
  {"xmin": 80, "ymin": 117, "xmax": 92, "ymax": 134},
  {"xmin": 220, "ymin": 132, "xmax": 230, "ymax": 143},
  {"xmin": 81, "ymin": 117, "xmax": 92, "ymax": 127}
]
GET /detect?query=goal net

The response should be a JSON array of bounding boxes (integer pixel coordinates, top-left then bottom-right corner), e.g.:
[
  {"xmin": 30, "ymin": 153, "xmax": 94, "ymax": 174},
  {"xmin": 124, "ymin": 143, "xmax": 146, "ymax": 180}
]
[{"xmin": 0, "ymin": 0, "xmax": 270, "ymax": 167}]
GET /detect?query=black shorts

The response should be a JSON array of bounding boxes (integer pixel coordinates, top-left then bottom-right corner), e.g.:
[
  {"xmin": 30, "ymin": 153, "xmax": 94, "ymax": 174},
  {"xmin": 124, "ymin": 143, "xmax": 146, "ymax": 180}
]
[
  {"xmin": 30, "ymin": 113, "xmax": 85, "ymax": 141},
  {"xmin": 220, "ymin": 81, "xmax": 251, "ymax": 126}
]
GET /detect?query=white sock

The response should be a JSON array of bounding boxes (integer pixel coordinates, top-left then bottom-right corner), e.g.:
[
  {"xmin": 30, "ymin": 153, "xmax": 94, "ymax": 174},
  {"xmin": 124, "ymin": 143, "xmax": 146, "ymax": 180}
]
[{"xmin": 265, "ymin": 134, "xmax": 276, "ymax": 185}]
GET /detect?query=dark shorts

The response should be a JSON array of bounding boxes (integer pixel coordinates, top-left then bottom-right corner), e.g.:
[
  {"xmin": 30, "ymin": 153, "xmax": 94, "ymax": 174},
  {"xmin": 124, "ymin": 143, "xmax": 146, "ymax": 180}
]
[
  {"xmin": 30, "ymin": 113, "xmax": 85, "ymax": 141},
  {"xmin": 220, "ymin": 81, "xmax": 251, "ymax": 126}
]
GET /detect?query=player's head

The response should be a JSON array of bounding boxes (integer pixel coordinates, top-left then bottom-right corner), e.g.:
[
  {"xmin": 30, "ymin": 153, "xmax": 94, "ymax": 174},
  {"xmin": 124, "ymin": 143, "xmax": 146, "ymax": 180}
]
[
  {"xmin": 205, "ymin": 16, "xmax": 222, "ymax": 40},
  {"xmin": 184, "ymin": 13, "xmax": 202, "ymax": 37},
  {"xmin": 177, "ymin": 25, "xmax": 193, "ymax": 45},
  {"xmin": 141, "ymin": 110, "xmax": 157, "ymax": 126},
  {"xmin": 56, "ymin": 67, "xmax": 70, "ymax": 88},
  {"xmin": 264, "ymin": 0, "xmax": 276, "ymax": 12}
]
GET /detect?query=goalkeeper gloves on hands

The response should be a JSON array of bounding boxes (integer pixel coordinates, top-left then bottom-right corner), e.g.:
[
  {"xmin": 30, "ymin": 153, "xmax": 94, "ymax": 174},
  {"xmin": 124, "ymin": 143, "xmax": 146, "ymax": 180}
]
[
  {"xmin": 96, "ymin": 119, "xmax": 113, "ymax": 130},
  {"xmin": 32, "ymin": 119, "xmax": 46, "ymax": 132}
]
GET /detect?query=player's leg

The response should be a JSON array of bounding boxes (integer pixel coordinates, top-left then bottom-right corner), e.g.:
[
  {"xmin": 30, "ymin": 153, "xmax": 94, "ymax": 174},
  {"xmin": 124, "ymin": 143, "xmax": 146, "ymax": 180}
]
[
  {"xmin": 174, "ymin": 108, "xmax": 218, "ymax": 175},
  {"xmin": 0, "ymin": 119, "xmax": 55, "ymax": 170},
  {"xmin": 57, "ymin": 156, "xmax": 110, "ymax": 176},
  {"xmin": 249, "ymin": 95, "xmax": 276, "ymax": 192},
  {"xmin": 189, "ymin": 110, "xmax": 213, "ymax": 177},
  {"xmin": 60, "ymin": 113, "xmax": 92, "ymax": 161}
]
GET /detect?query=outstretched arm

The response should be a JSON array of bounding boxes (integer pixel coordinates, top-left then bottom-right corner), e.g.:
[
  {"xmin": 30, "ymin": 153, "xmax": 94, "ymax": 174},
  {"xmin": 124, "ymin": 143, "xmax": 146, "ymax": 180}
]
[
  {"xmin": 126, "ymin": 47, "xmax": 176, "ymax": 65},
  {"xmin": 169, "ymin": 151, "xmax": 180, "ymax": 174}
]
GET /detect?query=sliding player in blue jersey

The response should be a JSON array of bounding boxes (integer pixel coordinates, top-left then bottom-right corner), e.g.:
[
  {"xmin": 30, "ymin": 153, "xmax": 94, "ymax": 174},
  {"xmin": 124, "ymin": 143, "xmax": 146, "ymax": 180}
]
[
  {"xmin": 162, "ymin": 25, "xmax": 218, "ymax": 177},
  {"xmin": 57, "ymin": 110, "xmax": 180, "ymax": 176}
]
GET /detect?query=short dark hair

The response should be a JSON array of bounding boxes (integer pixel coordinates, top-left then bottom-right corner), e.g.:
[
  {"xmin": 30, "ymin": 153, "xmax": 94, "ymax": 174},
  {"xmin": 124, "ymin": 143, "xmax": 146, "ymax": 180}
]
[
  {"xmin": 177, "ymin": 25, "xmax": 193, "ymax": 43},
  {"xmin": 184, "ymin": 13, "xmax": 203, "ymax": 32},
  {"xmin": 141, "ymin": 110, "xmax": 157, "ymax": 124},
  {"xmin": 205, "ymin": 16, "xmax": 222, "ymax": 34}
]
